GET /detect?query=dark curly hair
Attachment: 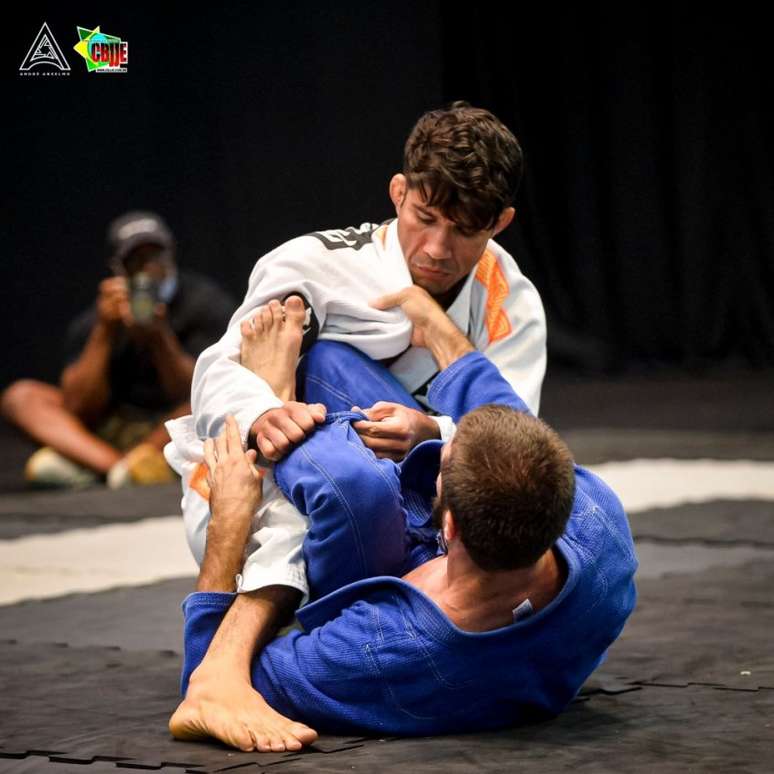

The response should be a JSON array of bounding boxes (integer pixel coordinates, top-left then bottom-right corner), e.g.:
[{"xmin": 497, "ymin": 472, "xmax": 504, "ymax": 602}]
[
  {"xmin": 440, "ymin": 404, "xmax": 575, "ymax": 572},
  {"xmin": 403, "ymin": 101, "xmax": 523, "ymax": 233}
]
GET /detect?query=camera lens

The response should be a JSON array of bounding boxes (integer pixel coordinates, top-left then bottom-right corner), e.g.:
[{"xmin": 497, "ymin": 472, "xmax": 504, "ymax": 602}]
[{"xmin": 130, "ymin": 272, "xmax": 160, "ymax": 325}]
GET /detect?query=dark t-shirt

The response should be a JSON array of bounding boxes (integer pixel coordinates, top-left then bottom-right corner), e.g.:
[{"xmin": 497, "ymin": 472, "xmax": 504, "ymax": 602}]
[{"xmin": 63, "ymin": 271, "xmax": 235, "ymax": 412}]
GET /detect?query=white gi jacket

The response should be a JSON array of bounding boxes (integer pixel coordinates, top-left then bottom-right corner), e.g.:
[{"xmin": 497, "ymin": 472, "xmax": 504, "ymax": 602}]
[{"xmin": 165, "ymin": 219, "xmax": 546, "ymax": 596}]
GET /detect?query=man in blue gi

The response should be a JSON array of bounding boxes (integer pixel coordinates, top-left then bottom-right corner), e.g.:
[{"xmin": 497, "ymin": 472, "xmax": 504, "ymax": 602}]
[{"xmin": 168, "ymin": 290, "xmax": 638, "ymax": 753}]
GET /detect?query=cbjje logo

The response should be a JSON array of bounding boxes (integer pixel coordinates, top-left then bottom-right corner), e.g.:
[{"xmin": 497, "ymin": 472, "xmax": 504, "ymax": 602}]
[
  {"xmin": 19, "ymin": 22, "xmax": 71, "ymax": 75},
  {"xmin": 74, "ymin": 26, "xmax": 128, "ymax": 73}
]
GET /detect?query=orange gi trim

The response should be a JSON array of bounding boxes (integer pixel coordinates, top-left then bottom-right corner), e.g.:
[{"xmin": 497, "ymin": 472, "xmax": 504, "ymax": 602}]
[
  {"xmin": 376, "ymin": 224, "xmax": 388, "ymax": 247},
  {"xmin": 190, "ymin": 461, "xmax": 211, "ymax": 502},
  {"xmin": 474, "ymin": 250, "xmax": 512, "ymax": 344},
  {"xmin": 189, "ymin": 459, "xmax": 266, "ymax": 503}
]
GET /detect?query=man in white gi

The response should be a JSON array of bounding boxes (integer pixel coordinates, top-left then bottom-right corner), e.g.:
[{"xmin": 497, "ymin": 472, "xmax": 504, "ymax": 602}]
[{"xmin": 164, "ymin": 101, "xmax": 546, "ymax": 604}]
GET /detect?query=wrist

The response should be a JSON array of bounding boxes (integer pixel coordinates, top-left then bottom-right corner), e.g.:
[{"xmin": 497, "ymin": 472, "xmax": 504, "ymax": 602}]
[
  {"xmin": 417, "ymin": 410, "xmax": 441, "ymax": 441},
  {"xmin": 94, "ymin": 318, "xmax": 119, "ymax": 340},
  {"xmin": 429, "ymin": 327, "xmax": 475, "ymax": 371},
  {"xmin": 146, "ymin": 321, "xmax": 175, "ymax": 351}
]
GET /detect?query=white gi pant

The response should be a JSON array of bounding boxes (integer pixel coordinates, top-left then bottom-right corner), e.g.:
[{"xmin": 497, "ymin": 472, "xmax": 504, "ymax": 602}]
[{"xmin": 164, "ymin": 418, "xmax": 310, "ymax": 602}]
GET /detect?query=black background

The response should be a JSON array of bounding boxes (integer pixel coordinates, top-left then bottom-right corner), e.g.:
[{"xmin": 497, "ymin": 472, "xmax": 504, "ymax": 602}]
[{"xmin": 4, "ymin": 2, "xmax": 772, "ymax": 389}]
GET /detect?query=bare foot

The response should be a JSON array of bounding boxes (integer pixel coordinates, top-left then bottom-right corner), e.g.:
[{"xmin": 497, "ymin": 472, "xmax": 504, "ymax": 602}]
[
  {"xmin": 169, "ymin": 670, "xmax": 318, "ymax": 752},
  {"xmin": 240, "ymin": 296, "xmax": 306, "ymax": 402}
]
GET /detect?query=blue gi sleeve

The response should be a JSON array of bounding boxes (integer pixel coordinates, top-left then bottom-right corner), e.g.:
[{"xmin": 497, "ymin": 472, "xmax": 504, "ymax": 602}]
[{"xmin": 427, "ymin": 350, "xmax": 532, "ymax": 422}]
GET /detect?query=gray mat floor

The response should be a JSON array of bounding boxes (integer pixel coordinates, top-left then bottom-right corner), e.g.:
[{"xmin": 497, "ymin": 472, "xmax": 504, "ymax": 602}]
[{"xmin": 2, "ymin": 369, "xmax": 773, "ymax": 772}]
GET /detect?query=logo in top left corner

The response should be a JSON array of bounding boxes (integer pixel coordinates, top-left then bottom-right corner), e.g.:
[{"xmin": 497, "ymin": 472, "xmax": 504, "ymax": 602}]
[{"xmin": 19, "ymin": 22, "xmax": 71, "ymax": 75}]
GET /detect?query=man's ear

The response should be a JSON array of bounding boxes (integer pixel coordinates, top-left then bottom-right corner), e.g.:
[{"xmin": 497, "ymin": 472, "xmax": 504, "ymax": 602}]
[
  {"xmin": 389, "ymin": 174, "xmax": 407, "ymax": 213},
  {"xmin": 444, "ymin": 510, "xmax": 458, "ymax": 544},
  {"xmin": 492, "ymin": 206, "xmax": 515, "ymax": 237}
]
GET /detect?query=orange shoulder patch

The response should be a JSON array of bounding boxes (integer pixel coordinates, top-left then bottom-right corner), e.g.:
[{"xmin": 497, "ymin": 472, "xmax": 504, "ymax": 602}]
[{"xmin": 474, "ymin": 250, "xmax": 512, "ymax": 344}]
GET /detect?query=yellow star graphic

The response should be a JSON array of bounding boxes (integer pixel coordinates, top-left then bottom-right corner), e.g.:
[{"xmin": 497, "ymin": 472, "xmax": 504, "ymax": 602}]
[{"xmin": 73, "ymin": 26, "xmax": 101, "ymax": 71}]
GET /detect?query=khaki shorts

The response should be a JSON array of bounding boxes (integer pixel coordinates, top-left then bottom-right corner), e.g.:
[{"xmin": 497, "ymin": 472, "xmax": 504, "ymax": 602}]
[{"xmin": 95, "ymin": 405, "xmax": 164, "ymax": 451}]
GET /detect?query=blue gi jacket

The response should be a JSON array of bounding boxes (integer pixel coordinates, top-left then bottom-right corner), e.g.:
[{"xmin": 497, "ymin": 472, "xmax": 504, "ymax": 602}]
[{"xmin": 180, "ymin": 352, "xmax": 638, "ymax": 735}]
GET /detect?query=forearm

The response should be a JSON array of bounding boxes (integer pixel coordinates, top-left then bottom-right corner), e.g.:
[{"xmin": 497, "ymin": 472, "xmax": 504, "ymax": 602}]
[
  {"xmin": 425, "ymin": 321, "xmax": 476, "ymax": 371},
  {"xmin": 60, "ymin": 322, "xmax": 114, "ymax": 418},
  {"xmin": 196, "ymin": 502, "xmax": 254, "ymax": 593},
  {"xmin": 148, "ymin": 327, "xmax": 196, "ymax": 403}
]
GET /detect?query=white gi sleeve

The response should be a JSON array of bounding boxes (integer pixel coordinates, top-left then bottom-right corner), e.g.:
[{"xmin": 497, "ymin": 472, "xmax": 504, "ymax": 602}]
[{"xmin": 430, "ymin": 414, "xmax": 458, "ymax": 443}]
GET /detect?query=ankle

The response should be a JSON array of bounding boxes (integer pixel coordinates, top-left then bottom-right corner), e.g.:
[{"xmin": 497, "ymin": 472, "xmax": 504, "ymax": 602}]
[{"xmin": 188, "ymin": 659, "xmax": 252, "ymax": 691}]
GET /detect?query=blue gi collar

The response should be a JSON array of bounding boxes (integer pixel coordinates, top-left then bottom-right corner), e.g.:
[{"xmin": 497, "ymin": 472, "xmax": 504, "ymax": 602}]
[{"xmin": 398, "ymin": 438, "xmax": 444, "ymax": 501}]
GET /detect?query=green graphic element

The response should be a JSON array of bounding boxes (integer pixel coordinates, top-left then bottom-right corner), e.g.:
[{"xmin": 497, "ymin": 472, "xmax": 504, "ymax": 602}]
[{"xmin": 73, "ymin": 26, "xmax": 123, "ymax": 71}]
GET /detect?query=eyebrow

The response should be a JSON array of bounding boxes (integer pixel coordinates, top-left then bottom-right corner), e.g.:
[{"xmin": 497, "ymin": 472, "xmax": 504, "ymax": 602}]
[
  {"xmin": 413, "ymin": 203, "xmax": 435, "ymax": 217},
  {"xmin": 414, "ymin": 203, "xmax": 479, "ymax": 234}
]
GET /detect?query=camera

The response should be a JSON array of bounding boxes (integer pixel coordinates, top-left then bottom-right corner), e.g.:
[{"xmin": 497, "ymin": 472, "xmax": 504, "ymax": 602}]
[{"xmin": 129, "ymin": 272, "xmax": 161, "ymax": 325}]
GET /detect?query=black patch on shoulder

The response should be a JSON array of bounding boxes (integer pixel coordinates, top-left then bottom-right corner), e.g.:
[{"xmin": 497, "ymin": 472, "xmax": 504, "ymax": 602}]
[{"xmin": 306, "ymin": 224, "xmax": 379, "ymax": 251}]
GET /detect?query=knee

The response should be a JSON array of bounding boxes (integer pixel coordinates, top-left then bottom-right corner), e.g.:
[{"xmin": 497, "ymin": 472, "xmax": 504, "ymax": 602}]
[
  {"xmin": 338, "ymin": 440, "xmax": 401, "ymax": 508},
  {"xmin": 302, "ymin": 341, "xmax": 375, "ymax": 384},
  {"xmin": 1, "ymin": 379, "xmax": 49, "ymax": 421},
  {"xmin": 314, "ymin": 423, "xmax": 402, "ymax": 512},
  {"xmin": 277, "ymin": 420, "xmax": 402, "ymax": 516}
]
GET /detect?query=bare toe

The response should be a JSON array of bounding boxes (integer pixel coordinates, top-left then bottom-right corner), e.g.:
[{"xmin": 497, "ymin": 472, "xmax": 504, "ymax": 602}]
[
  {"xmin": 282, "ymin": 732, "xmax": 303, "ymax": 751},
  {"xmin": 291, "ymin": 722, "xmax": 319, "ymax": 745},
  {"xmin": 284, "ymin": 295, "xmax": 306, "ymax": 324},
  {"xmin": 268, "ymin": 299, "xmax": 283, "ymax": 324},
  {"xmin": 253, "ymin": 731, "xmax": 271, "ymax": 752},
  {"xmin": 232, "ymin": 724, "xmax": 256, "ymax": 752},
  {"xmin": 260, "ymin": 305, "xmax": 273, "ymax": 330},
  {"xmin": 240, "ymin": 318, "xmax": 254, "ymax": 339}
]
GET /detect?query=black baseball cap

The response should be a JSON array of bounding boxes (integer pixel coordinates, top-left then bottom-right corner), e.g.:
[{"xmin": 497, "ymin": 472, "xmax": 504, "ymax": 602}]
[{"xmin": 106, "ymin": 211, "xmax": 175, "ymax": 267}]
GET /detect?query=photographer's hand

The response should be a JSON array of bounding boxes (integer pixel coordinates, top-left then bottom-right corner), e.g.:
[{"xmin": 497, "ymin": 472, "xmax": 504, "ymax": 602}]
[{"xmin": 97, "ymin": 276, "xmax": 130, "ymax": 334}]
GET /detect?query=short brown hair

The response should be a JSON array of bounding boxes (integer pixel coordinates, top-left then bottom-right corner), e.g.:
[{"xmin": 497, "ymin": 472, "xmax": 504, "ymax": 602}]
[
  {"xmin": 403, "ymin": 101, "xmax": 523, "ymax": 232},
  {"xmin": 441, "ymin": 405, "xmax": 575, "ymax": 572}
]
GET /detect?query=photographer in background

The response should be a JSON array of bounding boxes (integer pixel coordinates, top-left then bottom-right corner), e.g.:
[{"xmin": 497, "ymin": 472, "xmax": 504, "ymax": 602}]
[{"xmin": 1, "ymin": 211, "xmax": 235, "ymax": 489}]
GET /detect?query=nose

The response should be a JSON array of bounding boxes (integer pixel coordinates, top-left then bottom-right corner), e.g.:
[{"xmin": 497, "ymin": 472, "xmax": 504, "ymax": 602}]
[{"xmin": 425, "ymin": 225, "xmax": 454, "ymax": 263}]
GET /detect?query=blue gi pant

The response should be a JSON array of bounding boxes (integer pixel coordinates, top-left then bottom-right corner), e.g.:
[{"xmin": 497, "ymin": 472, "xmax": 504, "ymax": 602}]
[{"xmin": 278, "ymin": 341, "xmax": 428, "ymax": 599}]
